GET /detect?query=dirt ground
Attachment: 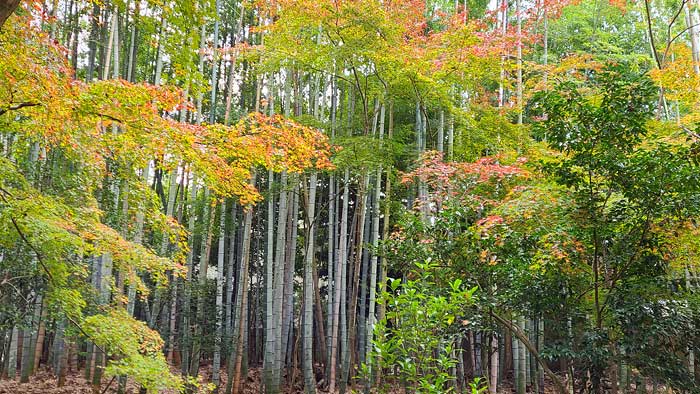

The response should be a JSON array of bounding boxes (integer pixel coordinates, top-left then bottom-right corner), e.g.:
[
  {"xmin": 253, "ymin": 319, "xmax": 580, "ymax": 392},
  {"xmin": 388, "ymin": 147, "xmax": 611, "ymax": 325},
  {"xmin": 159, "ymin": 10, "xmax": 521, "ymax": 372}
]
[
  {"xmin": 0, "ymin": 369, "xmax": 662, "ymax": 394},
  {"xmin": 0, "ymin": 367, "xmax": 260, "ymax": 394}
]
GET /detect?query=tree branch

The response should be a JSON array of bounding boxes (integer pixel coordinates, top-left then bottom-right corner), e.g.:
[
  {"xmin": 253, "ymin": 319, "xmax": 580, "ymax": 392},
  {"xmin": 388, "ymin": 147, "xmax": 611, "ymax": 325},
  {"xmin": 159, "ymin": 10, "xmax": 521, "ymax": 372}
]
[
  {"xmin": 0, "ymin": 0, "xmax": 21, "ymax": 31},
  {"xmin": 643, "ymin": 0, "xmax": 663, "ymax": 69},
  {"xmin": 663, "ymin": 22, "xmax": 700, "ymax": 64},
  {"xmin": 0, "ymin": 189, "xmax": 107, "ymax": 355},
  {"xmin": 0, "ymin": 101, "xmax": 40, "ymax": 116},
  {"xmin": 490, "ymin": 311, "xmax": 568, "ymax": 394}
]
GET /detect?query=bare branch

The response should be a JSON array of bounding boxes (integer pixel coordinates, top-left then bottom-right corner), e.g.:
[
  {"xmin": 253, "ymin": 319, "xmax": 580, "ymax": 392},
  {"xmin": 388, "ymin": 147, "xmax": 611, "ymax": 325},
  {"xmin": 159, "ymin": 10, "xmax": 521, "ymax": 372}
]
[{"xmin": 0, "ymin": 101, "xmax": 40, "ymax": 116}]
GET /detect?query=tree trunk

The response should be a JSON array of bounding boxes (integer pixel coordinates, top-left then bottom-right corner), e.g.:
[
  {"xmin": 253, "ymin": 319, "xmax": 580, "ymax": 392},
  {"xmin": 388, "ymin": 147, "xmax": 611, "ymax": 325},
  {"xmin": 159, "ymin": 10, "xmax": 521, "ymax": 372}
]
[
  {"xmin": 32, "ymin": 297, "xmax": 46, "ymax": 374},
  {"xmin": 213, "ymin": 201, "xmax": 227, "ymax": 392},
  {"xmin": 437, "ymin": 109, "xmax": 444, "ymax": 153},
  {"xmin": 126, "ymin": 1, "xmax": 139, "ymax": 82},
  {"xmin": 687, "ymin": 0, "xmax": 700, "ymax": 75},
  {"xmin": 0, "ymin": 0, "xmax": 20, "ymax": 30},
  {"xmin": 209, "ymin": 0, "xmax": 221, "ymax": 124},
  {"xmin": 325, "ymin": 173, "xmax": 335, "ymax": 381},
  {"xmin": 92, "ymin": 252, "xmax": 113, "ymax": 393},
  {"xmin": 325, "ymin": 77, "xmax": 338, "ymax": 381},
  {"xmin": 340, "ymin": 173, "xmax": 369, "ymax": 394},
  {"xmin": 190, "ymin": 190, "xmax": 215, "ymax": 377},
  {"xmin": 375, "ymin": 101, "xmax": 392, "ymax": 387},
  {"xmin": 181, "ymin": 177, "xmax": 199, "ymax": 377},
  {"xmin": 489, "ymin": 332, "xmax": 498, "ymax": 394},
  {"xmin": 281, "ymin": 184, "xmax": 299, "ymax": 381},
  {"xmin": 365, "ymin": 102, "xmax": 385, "ymax": 390},
  {"xmin": 225, "ymin": 202, "xmax": 238, "ymax": 360},
  {"xmin": 313, "ymin": 262, "xmax": 328, "ymax": 371},
  {"xmin": 226, "ymin": 171, "xmax": 256, "ymax": 394},
  {"xmin": 271, "ymin": 171, "xmax": 289, "ymax": 393},
  {"xmin": 329, "ymin": 168, "xmax": 350, "ymax": 392},
  {"xmin": 516, "ymin": 0, "xmax": 523, "ymax": 125},
  {"xmin": 7, "ymin": 326, "xmax": 18, "ymax": 379},
  {"xmin": 303, "ymin": 172, "xmax": 318, "ymax": 394},
  {"xmin": 264, "ymin": 169, "xmax": 276, "ymax": 393}
]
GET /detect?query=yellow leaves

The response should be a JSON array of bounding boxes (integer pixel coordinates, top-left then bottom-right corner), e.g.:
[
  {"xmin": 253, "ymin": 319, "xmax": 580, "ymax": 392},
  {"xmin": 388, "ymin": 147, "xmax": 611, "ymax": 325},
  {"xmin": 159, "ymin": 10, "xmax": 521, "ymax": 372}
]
[
  {"xmin": 531, "ymin": 53, "xmax": 604, "ymax": 93},
  {"xmin": 479, "ymin": 249, "xmax": 499, "ymax": 265},
  {"xmin": 196, "ymin": 112, "xmax": 333, "ymax": 204},
  {"xmin": 2, "ymin": 51, "xmax": 332, "ymax": 206},
  {"xmin": 665, "ymin": 221, "xmax": 700, "ymax": 275},
  {"xmin": 650, "ymin": 44, "xmax": 700, "ymax": 125}
]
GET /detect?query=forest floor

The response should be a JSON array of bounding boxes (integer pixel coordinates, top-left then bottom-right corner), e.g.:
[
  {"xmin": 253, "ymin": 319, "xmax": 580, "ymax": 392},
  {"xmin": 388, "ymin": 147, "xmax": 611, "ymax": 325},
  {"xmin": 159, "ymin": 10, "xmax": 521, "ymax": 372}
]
[
  {"xmin": 0, "ymin": 368, "xmax": 604, "ymax": 394},
  {"xmin": 0, "ymin": 367, "xmax": 259, "ymax": 394}
]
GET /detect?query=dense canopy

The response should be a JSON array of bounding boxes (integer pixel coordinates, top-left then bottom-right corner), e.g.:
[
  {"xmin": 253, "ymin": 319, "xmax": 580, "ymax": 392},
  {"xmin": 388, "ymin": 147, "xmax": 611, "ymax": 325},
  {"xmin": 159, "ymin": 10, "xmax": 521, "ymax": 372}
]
[{"xmin": 1, "ymin": 0, "xmax": 700, "ymax": 393}]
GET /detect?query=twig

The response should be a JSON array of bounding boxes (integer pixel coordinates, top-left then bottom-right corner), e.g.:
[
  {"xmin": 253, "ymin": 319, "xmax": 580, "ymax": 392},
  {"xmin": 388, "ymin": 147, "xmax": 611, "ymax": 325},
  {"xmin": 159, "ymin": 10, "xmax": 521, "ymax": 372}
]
[
  {"xmin": 643, "ymin": 0, "xmax": 663, "ymax": 69},
  {"xmin": 100, "ymin": 376, "xmax": 117, "ymax": 394},
  {"xmin": 0, "ymin": 101, "xmax": 40, "ymax": 116},
  {"xmin": 490, "ymin": 311, "xmax": 568, "ymax": 394}
]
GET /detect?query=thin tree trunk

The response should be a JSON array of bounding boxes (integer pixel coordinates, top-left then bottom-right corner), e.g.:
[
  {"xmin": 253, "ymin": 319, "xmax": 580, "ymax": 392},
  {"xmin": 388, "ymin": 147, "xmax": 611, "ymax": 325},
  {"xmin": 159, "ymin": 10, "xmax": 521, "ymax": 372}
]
[
  {"xmin": 85, "ymin": 2, "xmax": 98, "ymax": 81},
  {"xmin": 190, "ymin": 190, "xmax": 215, "ymax": 377},
  {"xmin": 281, "ymin": 184, "xmax": 299, "ymax": 380},
  {"xmin": 537, "ymin": 318, "xmax": 545, "ymax": 394},
  {"xmin": 325, "ymin": 76, "xmax": 338, "ymax": 381},
  {"xmin": 358, "ymin": 202, "xmax": 370, "ymax": 367},
  {"xmin": 181, "ymin": 176, "xmax": 199, "ymax": 377},
  {"xmin": 264, "ymin": 169, "xmax": 276, "ymax": 393},
  {"xmin": 153, "ymin": 14, "xmax": 166, "ymax": 85},
  {"xmin": 491, "ymin": 312, "xmax": 566, "ymax": 394},
  {"xmin": 489, "ymin": 332, "xmax": 498, "ymax": 394},
  {"xmin": 213, "ymin": 201, "xmax": 227, "ymax": 392},
  {"xmin": 687, "ymin": 0, "xmax": 700, "ymax": 75},
  {"xmin": 516, "ymin": 319, "xmax": 526, "ymax": 394},
  {"xmin": 32, "ymin": 298, "xmax": 46, "ymax": 373},
  {"xmin": 195, "ymin": 25, "xmax": 207, "ymax": 125},
  {"xmin": 329, "ymin": 168, "xmax": 350, "ymax": 392},
  {"xmin": 226, "ymin": 171, "xmax": 256, "ymax": 394},
  {"xmin": 20, "ymin": 293, "xmax": 40, "ymax": 382},
  {"xmin": 303, "ymin": 172, "xmax": 318, "ymax": 394},
  {"xmin": 164, "ymin": 166, "xmax": 182, "ymax": 363},
  {"xmin": 271, "ymin": 171, "xmax": 289, "ymax": 393},
  {"xmin": 7, "ymin": 326, "xmax": 18, "ymax": 379},
  {"xmin": 365, "ymin": 102, "xmax": 385, "ymax": 390},
  {"xmin": 313, "ymin": 262, "xmax": 328, "ymax": 370},
  {"xmin": 437, "ymin": 109, "xmax": 444, "ymax": 153},
  {"xmin": 92, "ymin": 252, "xmax": 113, "ymax": 393},
  {"xmin": 375, "ymin": 100, "xmax": 393, "ymax": 387},
  {"xmin": 57, "ymin": 324, "xmax": 68, "ymax": 387},
  {"xmin": 126, "ymin": 1, "xmax": 139, "ymax": 82},
  {"xmin": 209, "ymin": 0, "xmax": 221, "ymax": 124},
  {"xmin": 224, "ymin": 1, "xmax": 245, "ymax": 126},
  {"xmin": 101, "ymin": 9, "xmax": 117, "ymax": 81},
  {"xmin": 516, "ymin": 0, "xmax": 523, "ymax": 125},
  {"xmin": 340, "ymin": 173, "xmax": 369, "ymax": 394},
  {"xmin": 225, "ymin": 202, "xmax": 239, "ymax": 358}
]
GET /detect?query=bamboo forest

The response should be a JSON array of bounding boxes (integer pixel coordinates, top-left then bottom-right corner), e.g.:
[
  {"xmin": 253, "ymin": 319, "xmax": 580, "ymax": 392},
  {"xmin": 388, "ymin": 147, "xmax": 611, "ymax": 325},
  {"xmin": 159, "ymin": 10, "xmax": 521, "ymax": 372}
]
[{"xmin": 5, "ymin": 0, "xmax": 700, "ymax": 393}]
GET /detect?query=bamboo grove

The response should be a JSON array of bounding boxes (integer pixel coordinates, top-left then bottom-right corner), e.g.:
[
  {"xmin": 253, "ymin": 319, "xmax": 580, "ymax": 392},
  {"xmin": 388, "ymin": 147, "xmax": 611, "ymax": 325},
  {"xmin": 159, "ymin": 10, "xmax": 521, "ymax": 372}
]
[{"xmin": 3, "ymin": 0, "xmax": 700, "ymax": 393}]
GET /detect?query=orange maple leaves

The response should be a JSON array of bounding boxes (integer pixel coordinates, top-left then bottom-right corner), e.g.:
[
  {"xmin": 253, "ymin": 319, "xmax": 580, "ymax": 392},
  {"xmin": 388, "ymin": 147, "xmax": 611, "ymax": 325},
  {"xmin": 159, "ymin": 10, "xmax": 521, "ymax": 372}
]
[{"xmin": 1, "ymin": 8, "xmax": 334, "ymax": 207}]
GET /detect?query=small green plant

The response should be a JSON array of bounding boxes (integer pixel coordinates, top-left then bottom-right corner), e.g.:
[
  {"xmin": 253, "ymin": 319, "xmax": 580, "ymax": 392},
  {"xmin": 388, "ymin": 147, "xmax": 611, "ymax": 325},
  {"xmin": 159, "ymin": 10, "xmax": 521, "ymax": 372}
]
[
  {"xmin": 371, "ymin": 260, "xmax": 477, "ymax": 394},
  {"xmin": 469, "ymin": 377, "xmax": 488, "ymax": 394}
]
